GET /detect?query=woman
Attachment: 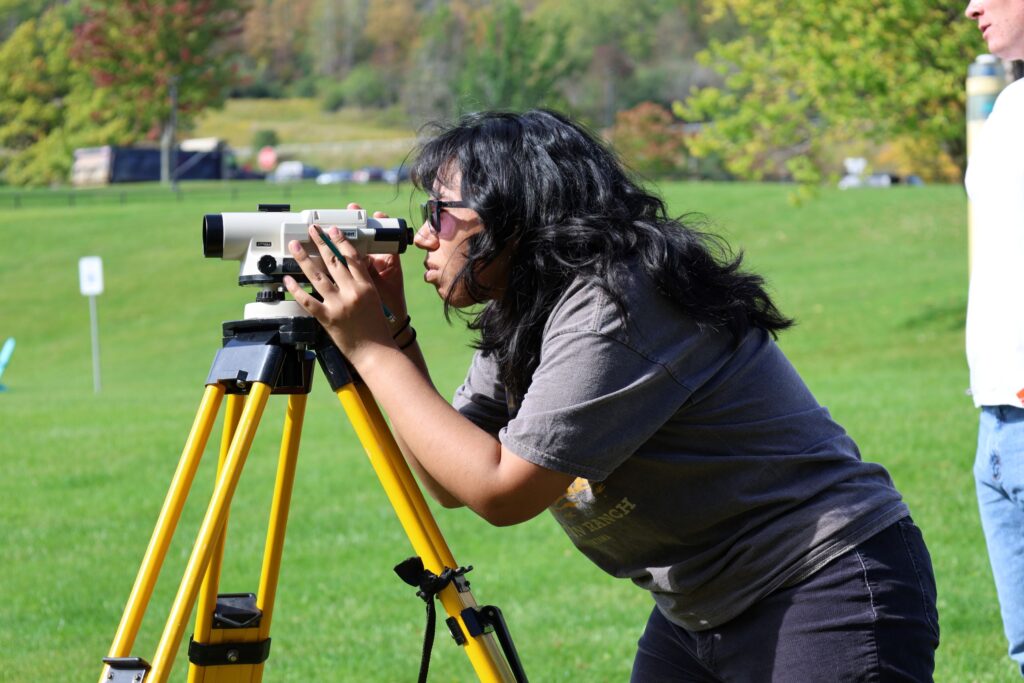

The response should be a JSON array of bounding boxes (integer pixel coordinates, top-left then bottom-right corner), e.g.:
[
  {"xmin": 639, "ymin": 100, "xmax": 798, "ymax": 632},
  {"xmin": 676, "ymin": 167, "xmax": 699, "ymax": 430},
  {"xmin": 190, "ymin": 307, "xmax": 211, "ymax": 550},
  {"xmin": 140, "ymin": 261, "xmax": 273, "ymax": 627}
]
[{"xmin": 284, "ymin": 110, "xmax": 939, "ymax": 681}]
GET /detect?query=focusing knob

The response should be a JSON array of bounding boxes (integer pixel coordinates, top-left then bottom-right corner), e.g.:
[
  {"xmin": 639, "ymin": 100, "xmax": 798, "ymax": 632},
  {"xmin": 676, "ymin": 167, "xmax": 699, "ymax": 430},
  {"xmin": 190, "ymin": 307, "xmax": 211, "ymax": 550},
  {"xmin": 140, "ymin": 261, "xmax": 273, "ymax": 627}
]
[
  {"xmin": 257, "ymin": 255, "xmax": 277, "ymax": 275},
  {"xmin": 256, "ymin": 289, "xmax": 285, "ymax": 303}
]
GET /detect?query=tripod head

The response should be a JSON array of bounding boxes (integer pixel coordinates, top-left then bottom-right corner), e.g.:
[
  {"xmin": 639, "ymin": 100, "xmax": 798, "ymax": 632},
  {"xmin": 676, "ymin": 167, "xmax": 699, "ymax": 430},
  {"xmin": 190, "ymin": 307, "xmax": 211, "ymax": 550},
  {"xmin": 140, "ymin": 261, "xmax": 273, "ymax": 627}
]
[{"xmin": 203, "ymin": 203, "xmax": 413, "ymax": 320}]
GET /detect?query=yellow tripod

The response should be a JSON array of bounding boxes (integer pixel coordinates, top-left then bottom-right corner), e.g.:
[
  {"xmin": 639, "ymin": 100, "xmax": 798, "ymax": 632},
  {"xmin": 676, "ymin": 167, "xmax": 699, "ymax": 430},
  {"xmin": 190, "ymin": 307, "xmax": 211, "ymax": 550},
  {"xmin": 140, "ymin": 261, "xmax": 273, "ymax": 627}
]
[{"xmin": 99, "ymin": 314, "xmax": 525, "ymax": 682}]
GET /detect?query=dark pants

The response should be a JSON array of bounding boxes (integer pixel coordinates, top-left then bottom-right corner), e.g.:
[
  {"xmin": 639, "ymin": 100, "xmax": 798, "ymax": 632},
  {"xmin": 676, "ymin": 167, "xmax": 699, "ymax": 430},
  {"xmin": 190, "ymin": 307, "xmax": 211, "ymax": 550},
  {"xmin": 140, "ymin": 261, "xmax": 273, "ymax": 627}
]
[{"xmin": 630, "ymin": 518, "xmax": 939, "ymax": 682}]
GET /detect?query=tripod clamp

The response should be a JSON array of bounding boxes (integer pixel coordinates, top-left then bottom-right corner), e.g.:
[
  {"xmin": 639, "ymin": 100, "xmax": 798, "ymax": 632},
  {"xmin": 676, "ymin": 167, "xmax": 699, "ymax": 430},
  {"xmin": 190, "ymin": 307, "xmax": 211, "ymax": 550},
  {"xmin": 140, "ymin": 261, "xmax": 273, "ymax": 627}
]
[
  {"xmin": 187, "ymin": 593, "xmax": 271, "ymax": 667},
  {"xmin": 394, "ymin": 558, "xmax": 528, "ymax": 683},
  {"xmin": 395, "ymin": 556, "xmax": 468, "ymax": 602}
]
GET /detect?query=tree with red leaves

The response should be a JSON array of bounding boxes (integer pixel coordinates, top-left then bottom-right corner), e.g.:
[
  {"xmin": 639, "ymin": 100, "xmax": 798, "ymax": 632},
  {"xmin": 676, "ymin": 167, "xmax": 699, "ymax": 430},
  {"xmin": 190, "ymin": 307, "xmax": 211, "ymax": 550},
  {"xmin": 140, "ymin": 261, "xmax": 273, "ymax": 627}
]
[
  {"xmin": 72, "ymin": 0, "xmax": 248, "ymax": 180},
  {"xmin": 608, "ymin": 102, "xmax": 689, "ymax": 180}
]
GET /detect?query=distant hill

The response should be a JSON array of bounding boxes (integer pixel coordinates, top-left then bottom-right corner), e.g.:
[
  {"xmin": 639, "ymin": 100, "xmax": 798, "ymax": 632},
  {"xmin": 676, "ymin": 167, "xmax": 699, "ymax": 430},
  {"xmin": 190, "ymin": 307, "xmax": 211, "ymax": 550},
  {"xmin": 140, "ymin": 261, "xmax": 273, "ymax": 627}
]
[{"xmin": 189, "ymin": 98, "xmax": 419, "ymax": 171}]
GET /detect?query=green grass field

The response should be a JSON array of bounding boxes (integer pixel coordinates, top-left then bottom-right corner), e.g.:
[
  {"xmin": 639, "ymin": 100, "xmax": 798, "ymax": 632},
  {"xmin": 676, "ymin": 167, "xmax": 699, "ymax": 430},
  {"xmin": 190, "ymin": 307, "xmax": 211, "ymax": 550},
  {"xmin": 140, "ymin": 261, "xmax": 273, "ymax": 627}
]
[{"xmin": 0, "ymin": 180, "xmax": 1013, "ymax": 681}]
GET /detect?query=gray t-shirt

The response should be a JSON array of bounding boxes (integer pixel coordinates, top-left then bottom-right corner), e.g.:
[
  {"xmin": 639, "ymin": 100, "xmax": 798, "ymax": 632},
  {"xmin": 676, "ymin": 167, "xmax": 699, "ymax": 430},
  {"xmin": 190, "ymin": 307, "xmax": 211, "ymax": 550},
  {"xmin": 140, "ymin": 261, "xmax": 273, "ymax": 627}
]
[{"xmin": 453, "ymin": 271, "xmax": 908, "ymax": 631}]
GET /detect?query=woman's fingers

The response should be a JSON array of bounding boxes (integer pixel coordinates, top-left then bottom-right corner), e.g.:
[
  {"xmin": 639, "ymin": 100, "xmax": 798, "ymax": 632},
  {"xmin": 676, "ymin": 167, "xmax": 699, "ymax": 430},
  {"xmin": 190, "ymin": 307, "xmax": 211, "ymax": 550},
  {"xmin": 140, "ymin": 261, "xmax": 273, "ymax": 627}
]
[
  {"xmin": 286, "ymin": 223, "xmax": 385, "ymax": 324},
  {"xmin": 316, "ymin": 225, "xmax": 376, "ymax": 287},
  {"xmin": 283, "ymin": 275, "xmax": 324, "ymax": 315},
  {"xmin": 286, "ymin": 234, "xmax": 338, "ymax": 298},
  {"xmin": 307, "ymin": 225, "xmax": 353, "ymax": 285},
  {"xmin": 281, "ymin": 235, "xmax": 331, "ymax": 319}
]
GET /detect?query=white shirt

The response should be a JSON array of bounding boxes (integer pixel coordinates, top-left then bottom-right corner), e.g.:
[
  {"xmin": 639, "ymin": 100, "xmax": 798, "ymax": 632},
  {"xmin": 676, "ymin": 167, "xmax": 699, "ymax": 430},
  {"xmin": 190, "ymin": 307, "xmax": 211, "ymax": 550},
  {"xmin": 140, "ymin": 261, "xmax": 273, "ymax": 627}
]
[{"xmin": 965, "ymin": 78, "xmax": 1024, "ymax": 407}]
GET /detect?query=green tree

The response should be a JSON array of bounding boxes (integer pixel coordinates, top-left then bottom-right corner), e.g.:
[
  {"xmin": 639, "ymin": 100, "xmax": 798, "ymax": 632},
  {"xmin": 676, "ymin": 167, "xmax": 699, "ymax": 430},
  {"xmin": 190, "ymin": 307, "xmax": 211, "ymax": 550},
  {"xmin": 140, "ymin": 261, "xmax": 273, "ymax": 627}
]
[
  {"xmin": 310, "ymin": 0, "xmax": 371, "ymax": 81},
  {"xmin": 679, "ymin": 1, "xmax": 980, "ymax": 183},
  {"xmin": 0, "ymin": 7, "xmax": 137, "ymax": 186},
  {"xmin": 0, "ymin": 9, "xmax": 83, "ymax": 185},
  {"xmin": 251, "ymin": 128, "xmax": 278, "ymax": 150},
  {"xmin": 533, "ymin": 0, "xmax": 710, "ymax": 126},
  {"xmin": 400, "ymin": 2, "xmax": 465, "ymax": 122},
  {"xmin": 364, "ymin": 0, "xmax": 420, "ymax": 73},
  {"xmin": 457, "ymin": 0, "xmax": 581, "ymax": 113},
  {"xmin": 237, "ymin": 0, "xmax": 316, "ymax": 96},
  {"xmin": 72, "ymin": 0, "xmax": 249, "ymax": 143},
  {"xmin": 0, "ymin": 0, "xmax": 60, "ymax": 41}
]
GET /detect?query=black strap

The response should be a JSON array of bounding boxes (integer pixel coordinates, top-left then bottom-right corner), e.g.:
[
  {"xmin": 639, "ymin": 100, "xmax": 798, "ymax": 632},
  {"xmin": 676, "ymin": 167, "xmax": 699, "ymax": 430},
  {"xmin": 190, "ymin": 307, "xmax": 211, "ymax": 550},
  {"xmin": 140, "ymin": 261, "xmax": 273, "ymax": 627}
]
[
  {"xmin": 419, "ymin": 591, "xmax": 438, "ymax": 683},
  {"xmin": 394, "ymin": 557, "xmax": 458, "ymax": 683}
]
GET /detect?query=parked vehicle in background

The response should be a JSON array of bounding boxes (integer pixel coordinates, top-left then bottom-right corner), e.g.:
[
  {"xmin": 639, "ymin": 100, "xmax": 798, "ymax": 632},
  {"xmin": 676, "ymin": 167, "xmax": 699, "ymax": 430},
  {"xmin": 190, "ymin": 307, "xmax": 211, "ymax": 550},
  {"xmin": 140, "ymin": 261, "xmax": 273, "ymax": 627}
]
[
  {"xmin": 383, "ymin": 166, "xmax": 410, "ymax": 184},
  {"xmin": 316, "ymin": 169, "xmax": 353, "ymax": 185},
  {"xmin": 352, "ymin": 166, "xmax": 385, "ymax": 184},
  {"xmin": 865, "ymin": 173, "xmax": 926, "ymax": 188},
  {"xmin": 838, "ymin": 155, "xmax": 926, "ymax": 190},
  {"xmin": 266, "ymin": 161, "xmax": 321, "ymax": 183}
]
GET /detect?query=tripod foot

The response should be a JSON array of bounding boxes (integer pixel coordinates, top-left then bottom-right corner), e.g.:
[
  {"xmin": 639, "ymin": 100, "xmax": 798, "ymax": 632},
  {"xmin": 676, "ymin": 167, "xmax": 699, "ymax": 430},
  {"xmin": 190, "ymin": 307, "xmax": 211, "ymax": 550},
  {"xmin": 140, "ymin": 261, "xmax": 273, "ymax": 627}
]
[{"xmin": 101, "ymin": 657, "xmax": 150, "ymax": 682}]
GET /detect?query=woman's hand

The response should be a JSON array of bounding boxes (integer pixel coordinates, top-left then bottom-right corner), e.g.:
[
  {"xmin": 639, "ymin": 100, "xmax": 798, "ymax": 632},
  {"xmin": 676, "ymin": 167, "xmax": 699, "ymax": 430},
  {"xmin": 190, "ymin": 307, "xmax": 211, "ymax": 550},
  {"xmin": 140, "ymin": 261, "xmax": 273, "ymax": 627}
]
[
  {"xmin": 355, "ymin": 204, "xmax": 409, "ymax": 328},
  {"xmin": 283, "ymin": 223, "xmax": 394, "ymax": 367}
]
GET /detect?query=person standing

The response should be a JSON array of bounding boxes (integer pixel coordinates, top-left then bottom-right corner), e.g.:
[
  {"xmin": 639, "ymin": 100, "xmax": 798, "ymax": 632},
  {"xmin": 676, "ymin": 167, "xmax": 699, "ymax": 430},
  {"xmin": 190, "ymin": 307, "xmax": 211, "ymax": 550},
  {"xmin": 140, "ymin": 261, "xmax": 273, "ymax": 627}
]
[{"xmin": 964, "ymin": 0, "xmax": 1024, "ymax": 677}]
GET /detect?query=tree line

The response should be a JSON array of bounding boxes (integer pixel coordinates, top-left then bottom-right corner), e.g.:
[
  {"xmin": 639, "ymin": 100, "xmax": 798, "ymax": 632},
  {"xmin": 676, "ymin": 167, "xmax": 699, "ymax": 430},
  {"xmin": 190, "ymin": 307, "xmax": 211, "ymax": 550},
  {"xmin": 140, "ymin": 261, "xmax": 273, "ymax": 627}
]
[{"xmin": 0, "ymin": 0, "xmax": 988, "ymax": 187}]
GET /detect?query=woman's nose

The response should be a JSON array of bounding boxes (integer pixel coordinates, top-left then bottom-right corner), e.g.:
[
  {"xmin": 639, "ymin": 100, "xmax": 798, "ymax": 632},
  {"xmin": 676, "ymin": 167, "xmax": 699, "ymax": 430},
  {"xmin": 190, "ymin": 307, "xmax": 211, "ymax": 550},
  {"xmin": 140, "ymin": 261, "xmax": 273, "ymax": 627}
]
[{"xmin": 413, "ymin": 221, "xmax": 438, "ymax": 250}]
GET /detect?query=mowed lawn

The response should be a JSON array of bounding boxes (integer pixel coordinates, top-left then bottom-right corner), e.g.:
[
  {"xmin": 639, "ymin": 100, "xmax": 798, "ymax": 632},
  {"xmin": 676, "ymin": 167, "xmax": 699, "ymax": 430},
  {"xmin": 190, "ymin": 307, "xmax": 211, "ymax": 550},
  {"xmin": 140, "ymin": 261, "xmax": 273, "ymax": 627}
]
[{"xmin": 0, "ymin": 180, "xmax": 1011, "ymax": 681}]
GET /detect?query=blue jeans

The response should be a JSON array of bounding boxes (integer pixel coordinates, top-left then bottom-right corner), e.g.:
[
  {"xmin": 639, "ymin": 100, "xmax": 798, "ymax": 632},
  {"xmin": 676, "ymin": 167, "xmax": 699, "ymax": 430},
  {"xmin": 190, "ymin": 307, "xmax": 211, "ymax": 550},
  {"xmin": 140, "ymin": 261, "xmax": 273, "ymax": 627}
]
[
  {"xmin": 630, "ymin": 518, "xmax": 939, "ymax": 682},
  {"xmin": 975, "ymin": 405, "xmax": 1024, "ymax": 677}
]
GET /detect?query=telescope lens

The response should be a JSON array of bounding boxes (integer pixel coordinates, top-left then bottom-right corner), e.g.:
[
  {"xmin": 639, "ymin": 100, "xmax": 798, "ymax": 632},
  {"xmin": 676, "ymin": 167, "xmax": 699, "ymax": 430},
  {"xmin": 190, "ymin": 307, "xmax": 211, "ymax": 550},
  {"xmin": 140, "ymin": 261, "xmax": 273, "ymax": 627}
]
[{"xmin": 203, "ymin": 214, "xmax": 224, "ymax": 258}]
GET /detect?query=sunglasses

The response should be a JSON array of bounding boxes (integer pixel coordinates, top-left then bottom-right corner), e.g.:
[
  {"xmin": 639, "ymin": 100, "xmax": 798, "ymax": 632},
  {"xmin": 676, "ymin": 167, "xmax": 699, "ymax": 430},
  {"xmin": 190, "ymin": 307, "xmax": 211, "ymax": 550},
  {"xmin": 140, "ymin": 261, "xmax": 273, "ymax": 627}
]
[{"xmin": 420, "ymin": 199, "xmax": 468, "ymax": 233}]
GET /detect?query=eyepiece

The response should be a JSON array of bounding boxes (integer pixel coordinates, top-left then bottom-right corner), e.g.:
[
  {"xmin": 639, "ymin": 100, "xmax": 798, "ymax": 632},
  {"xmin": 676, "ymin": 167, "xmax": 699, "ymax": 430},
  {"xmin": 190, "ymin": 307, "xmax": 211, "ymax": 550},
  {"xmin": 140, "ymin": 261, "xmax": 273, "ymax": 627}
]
[
  {"xmin": 371, "ymin": 218, "xmax": 412, "ymax": 252},
  {"xmin": 398, "ymin": 218, "xmax": 412, "ymax": 252},
  {"xmin": 203, "ymin": 214, "xmax": 223, "ymax": 258}
]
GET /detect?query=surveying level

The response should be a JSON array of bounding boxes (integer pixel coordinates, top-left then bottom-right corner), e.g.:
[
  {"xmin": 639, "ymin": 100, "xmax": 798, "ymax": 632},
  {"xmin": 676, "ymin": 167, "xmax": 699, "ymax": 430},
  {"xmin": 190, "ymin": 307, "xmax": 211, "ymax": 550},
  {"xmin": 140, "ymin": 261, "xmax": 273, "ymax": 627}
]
[
  {"xmin": 99, "ymin": 221, "xmax": 527, "ymax": 681},
  {"xmin": 202, "ymin": 204, "xmax": 413, "ymax": 286}
]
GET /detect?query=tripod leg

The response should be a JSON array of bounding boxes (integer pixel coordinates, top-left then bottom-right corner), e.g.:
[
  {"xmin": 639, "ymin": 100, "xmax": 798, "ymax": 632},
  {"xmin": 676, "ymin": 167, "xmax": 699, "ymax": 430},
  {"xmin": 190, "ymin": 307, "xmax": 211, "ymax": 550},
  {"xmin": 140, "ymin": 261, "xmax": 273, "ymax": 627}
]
[
  {"xmin": 100, "ymin": 384, "xmax": 226, "ymax": 683},
  {"xmin": 148, "ymin": 381, "xmax": 274, "ymax": 683},
  {"xmin": 188, "ymin": 393, "xmax": 244, "ymax": 683},
  {"xmin": 334, "ymin": 383, "xmax": 517, "ymax": 683},
  {"xmin": 255, "ymin": 392, "xmax": 306, "ymax": 639},
  {"xmin": 187, "ymin": 393, "xmax": 308, "ymax": 683},
  {"xmin": 353, "ymin": 383, "xmax": 451, "ymax": 555}
]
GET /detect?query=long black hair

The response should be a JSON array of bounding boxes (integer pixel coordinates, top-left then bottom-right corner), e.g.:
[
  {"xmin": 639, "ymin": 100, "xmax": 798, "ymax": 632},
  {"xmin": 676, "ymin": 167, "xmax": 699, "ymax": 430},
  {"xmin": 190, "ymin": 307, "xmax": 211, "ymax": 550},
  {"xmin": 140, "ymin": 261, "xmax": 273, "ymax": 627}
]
[{"xmin": 411, "ymin": 109, "xmax": 793, "ymax": 400}]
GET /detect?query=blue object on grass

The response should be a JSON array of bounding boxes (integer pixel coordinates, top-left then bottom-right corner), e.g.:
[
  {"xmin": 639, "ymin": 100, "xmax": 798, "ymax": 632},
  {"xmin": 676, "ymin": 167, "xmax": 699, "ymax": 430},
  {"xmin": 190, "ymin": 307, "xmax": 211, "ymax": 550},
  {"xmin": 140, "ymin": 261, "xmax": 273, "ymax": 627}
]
[{"xmin": 0, "ymin": 337, "xmax": 15, "ymax": 391}]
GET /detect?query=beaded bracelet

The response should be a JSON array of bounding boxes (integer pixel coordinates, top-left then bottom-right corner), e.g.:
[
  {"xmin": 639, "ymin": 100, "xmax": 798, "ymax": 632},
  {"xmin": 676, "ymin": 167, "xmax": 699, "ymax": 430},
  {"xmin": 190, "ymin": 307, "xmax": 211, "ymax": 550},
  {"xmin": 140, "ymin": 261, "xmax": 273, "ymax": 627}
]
[{"xmin": 398, "ymin": 327, "xmax": 418, "ymax": 350}]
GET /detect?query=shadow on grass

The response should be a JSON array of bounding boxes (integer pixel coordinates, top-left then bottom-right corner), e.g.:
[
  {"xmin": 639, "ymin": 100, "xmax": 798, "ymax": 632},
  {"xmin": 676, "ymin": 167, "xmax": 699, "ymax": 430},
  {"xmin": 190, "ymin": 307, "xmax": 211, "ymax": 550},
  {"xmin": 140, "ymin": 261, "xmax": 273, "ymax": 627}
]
[{"xmin": 900, "ymin": 299, "xmax": 966, "ymax": 333}]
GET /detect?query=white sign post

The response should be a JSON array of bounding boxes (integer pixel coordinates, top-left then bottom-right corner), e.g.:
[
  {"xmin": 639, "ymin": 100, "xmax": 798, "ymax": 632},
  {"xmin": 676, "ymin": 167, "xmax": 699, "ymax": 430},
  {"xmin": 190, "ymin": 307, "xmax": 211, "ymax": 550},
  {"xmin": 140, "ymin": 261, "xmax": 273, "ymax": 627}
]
[{"xmin": 79, "ymin": 256, "xmax": 103, "ymax": 393}]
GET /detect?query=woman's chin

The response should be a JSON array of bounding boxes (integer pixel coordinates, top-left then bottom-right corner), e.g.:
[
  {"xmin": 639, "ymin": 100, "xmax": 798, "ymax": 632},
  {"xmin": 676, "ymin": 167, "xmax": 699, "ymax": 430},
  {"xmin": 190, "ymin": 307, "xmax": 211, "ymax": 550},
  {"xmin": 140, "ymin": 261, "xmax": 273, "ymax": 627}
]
[{"xmin": 442, "ymin": 289, "xmax": 479, "ymax": 308}]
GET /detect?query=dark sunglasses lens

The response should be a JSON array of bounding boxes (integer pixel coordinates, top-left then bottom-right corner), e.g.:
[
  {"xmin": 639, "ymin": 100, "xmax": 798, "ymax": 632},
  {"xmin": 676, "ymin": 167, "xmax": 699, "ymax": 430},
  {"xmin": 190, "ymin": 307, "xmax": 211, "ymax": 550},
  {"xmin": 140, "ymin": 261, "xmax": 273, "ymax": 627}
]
[
  {"xmin": 431, "ymin": 201, "xmax": 441, "ymax": 229},
  {"xmin": 420, "ymin": 202, "xmax": 439, "ymax": 229}
]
